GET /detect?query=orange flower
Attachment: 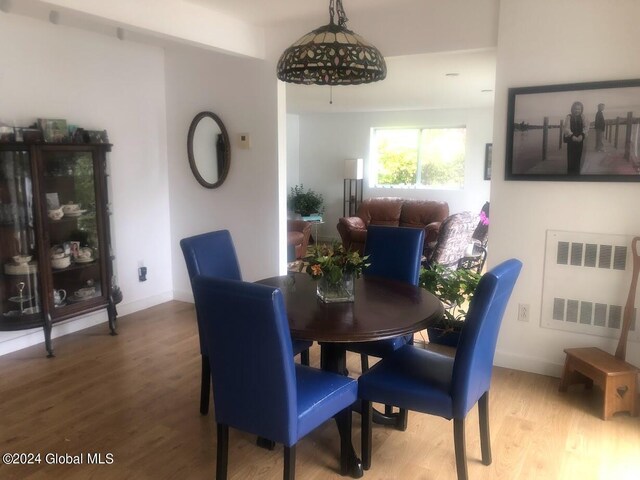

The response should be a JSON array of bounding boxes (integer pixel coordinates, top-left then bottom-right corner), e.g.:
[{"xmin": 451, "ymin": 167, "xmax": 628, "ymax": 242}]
[{"xmin": 310, "ymin": 264, "xmax": 323, "ymax": 277}]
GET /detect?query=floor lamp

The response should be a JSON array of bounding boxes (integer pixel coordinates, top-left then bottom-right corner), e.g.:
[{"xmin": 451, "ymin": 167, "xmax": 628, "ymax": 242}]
[{"xmin": 343, "ymin": 158, "xmax": 363, "ymax": 216}]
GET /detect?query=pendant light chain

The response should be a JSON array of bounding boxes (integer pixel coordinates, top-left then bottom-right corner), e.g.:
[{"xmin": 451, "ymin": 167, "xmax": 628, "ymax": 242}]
[{"xmin": 336, "ymin": 0, "xmax": 348, "ymax": 27}]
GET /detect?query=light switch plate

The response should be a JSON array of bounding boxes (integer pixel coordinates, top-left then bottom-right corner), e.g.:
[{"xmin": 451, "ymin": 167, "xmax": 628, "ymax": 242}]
[{"xmin": 238, "ymin": 133, "xmax": 251, "ymax": 149}]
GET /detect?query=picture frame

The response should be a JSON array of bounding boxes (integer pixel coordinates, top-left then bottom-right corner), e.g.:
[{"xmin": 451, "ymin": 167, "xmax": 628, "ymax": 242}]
[
  {"xmin": 39, "ymin": 118, "xmax": 68, "ymax": 143},
  {"xmin": 45, "ymin": 193, "xmax": 60, "ymax": 210},
  {"xmin": 484, "ymin": 143, "xmax": 492, "ymax": 180},
  {"xmin": 505, "ymin": 79, "xmax": 640, "ymax": 181}
]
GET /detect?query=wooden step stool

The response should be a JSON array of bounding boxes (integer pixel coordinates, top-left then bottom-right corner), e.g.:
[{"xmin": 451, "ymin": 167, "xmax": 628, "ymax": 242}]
[{"xmin": 559, "ymin": 347, "xmax": 639, "ymax": 420}]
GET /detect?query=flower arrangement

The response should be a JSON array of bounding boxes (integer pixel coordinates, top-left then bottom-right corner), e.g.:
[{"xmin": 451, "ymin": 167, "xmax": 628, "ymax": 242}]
[
  {"xmin": 303, "ymin": 242, "xmax": 369, "ymax": 303},
  {"xmin": 304, "ymin": 242, "xmax": 369, "ymax": 284},
  {"xmin": 479, "ymin": 210, "xmax": 489, "ymax": 226}
]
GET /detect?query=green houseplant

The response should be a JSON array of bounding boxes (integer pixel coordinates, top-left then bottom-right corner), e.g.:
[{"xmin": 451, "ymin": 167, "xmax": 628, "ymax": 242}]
[
  {"xmin": 287, "ymin": 184, "xmax": 324, "ymax": 217},
  {"xmin": 419, "ymin": 263, "xmax": 481, "ymax": 346}
]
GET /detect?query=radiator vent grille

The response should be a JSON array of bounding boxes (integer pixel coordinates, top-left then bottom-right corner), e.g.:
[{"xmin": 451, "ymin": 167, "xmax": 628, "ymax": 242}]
[
  {"xmin": 556, "ymin": 240, "xmax": 627, "ymax": 270},
  {"xmin": 542, "ymin": 231, "xmax": 639, "ymax": 341}
]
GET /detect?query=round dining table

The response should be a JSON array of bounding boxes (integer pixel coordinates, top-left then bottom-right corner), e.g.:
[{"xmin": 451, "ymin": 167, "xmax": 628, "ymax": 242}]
[{"xmin": 257, "ymin": 272, "xmax": 444, "ymax": 478}]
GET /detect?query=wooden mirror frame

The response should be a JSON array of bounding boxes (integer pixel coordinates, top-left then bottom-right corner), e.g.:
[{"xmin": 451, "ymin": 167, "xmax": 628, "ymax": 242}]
[{"xmin": 187, "ymin": 111, "xmax": 231, "ymax": 189}]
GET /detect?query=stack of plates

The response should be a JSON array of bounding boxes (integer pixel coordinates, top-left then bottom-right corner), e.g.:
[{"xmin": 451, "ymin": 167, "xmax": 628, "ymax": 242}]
[
  {"xmin": 65, "ymin": 209, "xmax": 87, "ymax": 217},
  {"xmin": 4, "ymin": 262, "xmax": 38, "ymax": 275}
]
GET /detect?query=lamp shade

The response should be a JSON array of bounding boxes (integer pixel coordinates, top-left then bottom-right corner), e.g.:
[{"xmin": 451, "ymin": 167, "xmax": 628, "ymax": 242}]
[
  {"xmin": 276, "ymin": 0, "xmax": 386, "ymax": 86},
  {"xmin": 344, "ymin": 158, "xmax": 363, "ymax": 179}
]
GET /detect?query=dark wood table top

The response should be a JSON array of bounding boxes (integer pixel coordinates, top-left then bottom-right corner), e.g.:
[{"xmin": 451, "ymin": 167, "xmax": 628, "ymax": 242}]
[{"xmin": 257, "ymin": 273, "xmax": 444, "ymax": 343}]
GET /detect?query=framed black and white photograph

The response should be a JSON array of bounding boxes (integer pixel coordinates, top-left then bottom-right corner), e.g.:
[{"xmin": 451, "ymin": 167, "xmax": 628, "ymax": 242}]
[
  {"xmin": 505, "ymin": 79, "xmax": 640, "ymax": 181},
  {"xmin": 484, "ymin": 143, "xmax": 492, "ymax": 180}
]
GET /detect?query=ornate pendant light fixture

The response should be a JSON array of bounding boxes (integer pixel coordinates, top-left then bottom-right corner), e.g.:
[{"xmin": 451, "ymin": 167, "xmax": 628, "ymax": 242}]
[{"xmin": 277, "ymin": 0, "xmax": 387, "ymax": 86}]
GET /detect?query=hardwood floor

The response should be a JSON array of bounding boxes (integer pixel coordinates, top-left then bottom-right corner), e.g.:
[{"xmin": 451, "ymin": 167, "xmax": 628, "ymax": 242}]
[{"xmin": 0, "ymin": 300, "xmax": 638, "ymax": 479}]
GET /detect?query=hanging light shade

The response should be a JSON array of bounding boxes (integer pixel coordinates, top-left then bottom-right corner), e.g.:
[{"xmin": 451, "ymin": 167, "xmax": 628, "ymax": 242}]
[{"xmin": 277, "ymin": 0, "xmax": 386, "ymax": 86}]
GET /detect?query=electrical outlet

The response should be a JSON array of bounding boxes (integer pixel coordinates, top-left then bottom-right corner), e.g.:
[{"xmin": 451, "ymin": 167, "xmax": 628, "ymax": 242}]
[
  {"xmin": 518, "ymin": 303, "xmax": 530, "ymax": 322},
  {"xmin": 138, "ymin": 266, "xmax": 147, "ymax": 282}
]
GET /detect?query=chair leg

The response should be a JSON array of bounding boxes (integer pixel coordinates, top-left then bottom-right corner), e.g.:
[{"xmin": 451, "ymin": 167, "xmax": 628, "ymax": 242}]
[
  {"xmin": 362, "ymin": 401, "xmax": 373, "ymax": 471},
  {"xmin": 453, "ymin": 418, "xmax": 468, "ymax": 480},
  {"xmin": 478, "ymin": 392, "xmax": 492, "ymax": 465},
  {"xmin": 360, "ymin": 353, "xmax": 369, "ymax": 373},
  {"xmin": 284, "ymin": 444, "xmax": 296, "ymax": 480},
  {"xmin": 336, "ymin": 407, "xmax": 353, "ymax": 475},
  {"xmin": 216, "ymin": 424, "xmax": 229, "ymax": 480},
  {"xmin": 200, "ymin": 355, "xmax": 211, "ymax": 415},
  {"xmin": 300, "ymin": 349, "xmax": 310, "ymax": 366},
  {"xmin": 396, "ymin": 408, "xmax": 408, "ymax": 431}
]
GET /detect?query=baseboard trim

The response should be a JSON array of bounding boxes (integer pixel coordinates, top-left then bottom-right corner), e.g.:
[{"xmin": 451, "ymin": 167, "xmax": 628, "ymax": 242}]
[
  {"xmin": 494, "ymin": 350, "xmax": 564, "ymax": 378},
  {"xmin": 172, "ymin": 289, "xmax": 194, "ymax": 303},
  {"xmin": 0, "ymin": 291, "xmax": 174, "ymax": 357}
]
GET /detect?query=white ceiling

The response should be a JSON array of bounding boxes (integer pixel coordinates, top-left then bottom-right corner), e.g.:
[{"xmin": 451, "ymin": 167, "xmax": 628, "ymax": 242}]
[{"xmin": 187, "ymin": 0, "xmax": 419, "ymax": 27}]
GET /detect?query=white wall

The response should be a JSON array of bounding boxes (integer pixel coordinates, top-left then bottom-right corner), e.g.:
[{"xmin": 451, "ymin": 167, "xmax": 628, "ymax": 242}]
[
  {"xmin": 165, "ymin": 45, "xmax": 281, "ymax": 301},
  {"xmin": 0, "ymin": 14, "xmax": 173, "ymax": 354},
  {"xmin": 491, "ymin": 0, "xmax": 640, "ymax": 375},
  {"xmin": 286, "ymin": 114, "xmax": 300, "ymax": 189},
  {"xmin": 296, "ymin": 108, "xmax": 493, "ymax": 241}
]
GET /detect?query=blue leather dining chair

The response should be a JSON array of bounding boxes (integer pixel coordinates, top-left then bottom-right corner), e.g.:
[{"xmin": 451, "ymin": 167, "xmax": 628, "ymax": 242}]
[
  {"xmin": 344, "ymin": 225, "xmax": 425, "ymax": 429},
  {"xmin": 192, "ymin": 276, "xmax": 358, "ymax": 480},
  {"xmin": 358, "ymin": 259, "xmax": 522, "ymax": 480},
  {"xmin": 180, "ymin": 230, "xmax": 312, "ymax": 415}
]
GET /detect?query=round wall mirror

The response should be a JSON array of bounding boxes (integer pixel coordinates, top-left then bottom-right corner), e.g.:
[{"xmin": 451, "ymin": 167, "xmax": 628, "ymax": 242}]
[{"xmin": 187, "ymin": 111, "xmax": 230, "ymax": 188}]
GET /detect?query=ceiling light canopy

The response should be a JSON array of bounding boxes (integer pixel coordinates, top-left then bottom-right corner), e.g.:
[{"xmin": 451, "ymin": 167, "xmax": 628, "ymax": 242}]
[{"xmin": 277, "ymin": 0, "xmax": 386, "ymax": 86}]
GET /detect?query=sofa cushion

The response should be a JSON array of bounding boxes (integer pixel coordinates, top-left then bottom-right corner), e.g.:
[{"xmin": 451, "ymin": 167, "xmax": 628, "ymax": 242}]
[
  {"xmin": 400, "ymin": 200, "xmax": 449, "ymax": 229},
  {"xmin": 358, "ymin": 197, "xmax": 403, "ymax": 226}
]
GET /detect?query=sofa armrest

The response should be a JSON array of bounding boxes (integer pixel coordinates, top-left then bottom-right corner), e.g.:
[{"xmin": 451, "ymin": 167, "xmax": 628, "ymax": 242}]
[
  {"xmin": 338, "ymin": 216, "xmax": 367, "ymax": 231},
  {"xmin": 337, "ymin": 216, "xmax": 367, "ymax": 253}
]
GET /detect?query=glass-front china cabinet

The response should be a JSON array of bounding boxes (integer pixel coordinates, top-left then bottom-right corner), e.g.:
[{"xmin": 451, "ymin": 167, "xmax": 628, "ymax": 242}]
[{"xmin": 0, "ymin": 142, "xmax": 118, "ymax": 356}]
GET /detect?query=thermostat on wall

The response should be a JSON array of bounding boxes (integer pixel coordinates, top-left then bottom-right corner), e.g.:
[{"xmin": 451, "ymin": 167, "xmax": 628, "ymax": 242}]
[{"xmin": 238, "ymin": 133, "xmax": 251, "ymax": 149}]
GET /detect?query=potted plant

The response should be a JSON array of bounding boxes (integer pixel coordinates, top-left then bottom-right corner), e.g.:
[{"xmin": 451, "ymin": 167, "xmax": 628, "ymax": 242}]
[
  {"xmin": 303, "ymin": 242, "xmax": 369, "ymax": 303},
  {"xmin": 419, "ymin": 263, "xmax": 481, "ymax": 346},
  {"xmin": 287, "ymin": 184, "xmax": 324, "ymax": 217}
]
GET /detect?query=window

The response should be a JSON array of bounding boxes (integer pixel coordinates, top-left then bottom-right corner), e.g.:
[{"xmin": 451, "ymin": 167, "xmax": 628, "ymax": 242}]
[{"xmin": 371, "ymin": 127, "xmax": 466, "ymax": 188}]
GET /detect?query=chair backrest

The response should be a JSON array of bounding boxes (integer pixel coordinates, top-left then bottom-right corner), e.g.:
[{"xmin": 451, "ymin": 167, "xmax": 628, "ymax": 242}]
[
  {"xmin": 180, "ymin": 230, "xmax": 242, "ymax": 282},
  {"xmin": 451, "ymin": 259, "xmax": 522, "ymax": 418},
  {"xmin": 192, "ymin": 276, "xmax": 297, "ymax": 445},
  {"xmin": 363, "ymin": 225, "xmax": 425, "ymax": 286},
  {"xmin": 180, "ymin": 230, "xmax": 242, "ymax": 355},
  {"xmin": 429, "ymin": 211, "xmax": 479, "ymax": 268}
]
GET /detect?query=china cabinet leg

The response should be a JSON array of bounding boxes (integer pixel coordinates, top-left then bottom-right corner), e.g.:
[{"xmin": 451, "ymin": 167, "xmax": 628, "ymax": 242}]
[
  {"xmin": 107, "ymin": 298, "xmax": 118, "ymax": 335},
  {"xmin": 44, "ymin": 314, "xmax": 54, "ymax": 358}
]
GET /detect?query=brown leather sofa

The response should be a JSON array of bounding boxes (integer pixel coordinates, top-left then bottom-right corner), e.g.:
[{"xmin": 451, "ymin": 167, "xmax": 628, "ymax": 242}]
[
  {"xmin": 287, "ymin": 219, "xmax": 312, "ymax": 260},
  {"xmin": 337, "ymin": 197, "xmax": 449, "ymax": 255}
]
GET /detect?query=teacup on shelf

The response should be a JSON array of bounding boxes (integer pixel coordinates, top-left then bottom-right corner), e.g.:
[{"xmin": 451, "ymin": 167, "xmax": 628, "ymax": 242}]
[
  {"xmin": 77, "ymin": 247, "xmax": 93, "ymax": 261},
  {"xmin": 48, "ymin": 207, "xmax": 64, "ymax": 220},
  {"xmin": 62, "ymin": 202, "xmax": 81, "ymax": 214},
  {"xmin": 75, "ymin": 287, "xmax": 96, "ymax": 299},
  {"xmin": 50, "ymin": 245, "xmax": 65, "ymax": 259},
  {"xmin": 12, "ymin": 255, "xmax": 32, "ymax": 265},
  {"xmin": 51, "ymin": 255, "xmax": 71, "ymax": 269}
]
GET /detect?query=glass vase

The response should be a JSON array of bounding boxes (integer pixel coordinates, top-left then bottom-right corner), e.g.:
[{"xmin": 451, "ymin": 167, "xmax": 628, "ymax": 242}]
[{"xmin": 316, "ymin": 272, "xmax": 355, "ymax": 303}]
